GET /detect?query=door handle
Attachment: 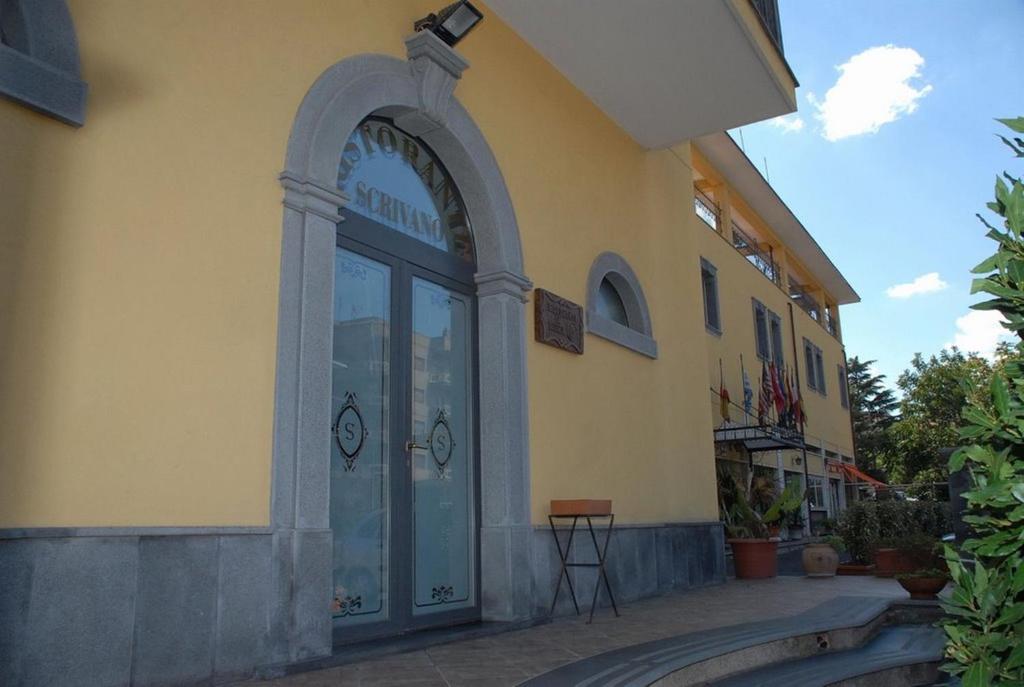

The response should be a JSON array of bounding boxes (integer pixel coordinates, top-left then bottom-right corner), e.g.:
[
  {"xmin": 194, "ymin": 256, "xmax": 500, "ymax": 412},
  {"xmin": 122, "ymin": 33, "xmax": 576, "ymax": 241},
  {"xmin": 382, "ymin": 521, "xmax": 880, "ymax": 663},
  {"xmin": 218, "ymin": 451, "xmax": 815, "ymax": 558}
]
[{"xmin": 405, "ymin": 440, "xmax": 428, "ymax": 452}]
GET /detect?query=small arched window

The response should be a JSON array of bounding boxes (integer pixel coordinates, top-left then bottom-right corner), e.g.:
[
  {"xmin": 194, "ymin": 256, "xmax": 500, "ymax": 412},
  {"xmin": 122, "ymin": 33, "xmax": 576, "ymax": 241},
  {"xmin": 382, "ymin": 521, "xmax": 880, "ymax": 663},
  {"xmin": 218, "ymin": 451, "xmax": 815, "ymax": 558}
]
[
  {"xmin": 596, "ymin": 278, "xmax": 628, "ymax": 326},
  {"xmin": 585, "ymin": 252, "xmax": 657, "ymax": 358}
]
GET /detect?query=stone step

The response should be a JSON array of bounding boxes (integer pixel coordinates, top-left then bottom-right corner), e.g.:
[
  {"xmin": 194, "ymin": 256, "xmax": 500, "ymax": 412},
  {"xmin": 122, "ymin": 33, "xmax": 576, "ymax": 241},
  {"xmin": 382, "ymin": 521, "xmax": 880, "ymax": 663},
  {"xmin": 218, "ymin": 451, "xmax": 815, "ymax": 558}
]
[
  {"xmin": 518, "ymin": 596, "xmax": 937, "ymax": 687},
  {"xmin": 708, "ymin": 625, "xmax": 945, "ymax": 687}
]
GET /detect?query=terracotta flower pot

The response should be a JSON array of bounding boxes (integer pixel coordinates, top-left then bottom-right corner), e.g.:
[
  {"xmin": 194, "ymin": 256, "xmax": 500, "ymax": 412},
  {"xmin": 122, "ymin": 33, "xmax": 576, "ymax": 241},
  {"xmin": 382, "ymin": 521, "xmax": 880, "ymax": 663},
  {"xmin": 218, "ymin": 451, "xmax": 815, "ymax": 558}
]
[
  {"xmin": 837, "ymin": 563, "xmax": 876, "ymax": 576},
  {"xmin": 874, "ymin": 548, "xmax": 916, "ymax": 578},
  {"xmin": 897, "ymin": 575, "xmax": 948, "ymax": 600},
  {"xmin": 802, "ymin": 542, "xmax": 839, "ymax": 577},
  {"xmin": 729, "ymin": 538, "xmax": 778, "ymax": 579}
]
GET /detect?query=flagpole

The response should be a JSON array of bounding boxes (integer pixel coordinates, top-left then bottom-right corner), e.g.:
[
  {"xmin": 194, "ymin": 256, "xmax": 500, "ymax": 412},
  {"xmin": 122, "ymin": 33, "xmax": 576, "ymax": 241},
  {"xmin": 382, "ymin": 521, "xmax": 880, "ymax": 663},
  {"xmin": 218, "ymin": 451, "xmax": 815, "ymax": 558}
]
[
  {"xmin": 740, "ymin": 354, "xmax": 749, "ymax": 425},
  {"xmin": 787, "ymin": 301, "xmax": 812, "ymax": 536}
]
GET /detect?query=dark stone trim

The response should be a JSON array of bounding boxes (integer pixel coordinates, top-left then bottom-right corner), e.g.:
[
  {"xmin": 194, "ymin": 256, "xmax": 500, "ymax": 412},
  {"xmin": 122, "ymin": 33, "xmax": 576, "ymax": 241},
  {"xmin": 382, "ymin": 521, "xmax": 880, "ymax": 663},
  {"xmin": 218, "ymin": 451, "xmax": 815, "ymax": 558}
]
[
  {"xmin": 0, "ymin": 1, "xmax": 87, "ymax": 126},
  {"xmin": 530, "ymin": 521, "xmax": 725, "ymax": 619},
  {"xmin": 0, "ymin": 526, "xmax": 273, "ymax": 540}
]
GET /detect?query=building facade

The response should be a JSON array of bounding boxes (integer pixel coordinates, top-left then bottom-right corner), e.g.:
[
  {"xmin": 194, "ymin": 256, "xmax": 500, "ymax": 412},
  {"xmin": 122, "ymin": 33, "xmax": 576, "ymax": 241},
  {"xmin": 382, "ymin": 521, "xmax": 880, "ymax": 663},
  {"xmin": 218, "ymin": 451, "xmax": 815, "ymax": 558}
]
[{"xmin": 0, "ymin": 1, "xmax": 854, "ymax": 685}]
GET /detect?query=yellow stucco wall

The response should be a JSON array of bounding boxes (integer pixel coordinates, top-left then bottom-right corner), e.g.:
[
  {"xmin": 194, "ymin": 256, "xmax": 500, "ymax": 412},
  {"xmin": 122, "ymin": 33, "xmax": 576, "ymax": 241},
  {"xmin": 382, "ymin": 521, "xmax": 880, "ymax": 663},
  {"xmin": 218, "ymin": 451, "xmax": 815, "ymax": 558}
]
[{"xmin": 0, "ymin": 1, "xmax": 719, "ymax": 527}]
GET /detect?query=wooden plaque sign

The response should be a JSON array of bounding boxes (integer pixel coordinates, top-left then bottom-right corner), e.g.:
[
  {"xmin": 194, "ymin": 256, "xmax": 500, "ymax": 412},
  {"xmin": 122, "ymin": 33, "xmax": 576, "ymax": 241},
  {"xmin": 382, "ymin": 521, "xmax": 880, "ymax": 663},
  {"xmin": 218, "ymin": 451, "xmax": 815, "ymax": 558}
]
[{"xmin": 534, "ymin": 288, "xmax": 583, "ymax": 354}]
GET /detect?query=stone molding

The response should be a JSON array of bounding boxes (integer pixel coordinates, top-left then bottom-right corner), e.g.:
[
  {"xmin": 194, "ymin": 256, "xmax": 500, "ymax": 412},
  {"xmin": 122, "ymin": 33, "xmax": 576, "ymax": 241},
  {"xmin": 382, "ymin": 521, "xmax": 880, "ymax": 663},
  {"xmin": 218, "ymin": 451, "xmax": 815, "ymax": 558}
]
[
  {"xmin": 273, "ymin": 38, "xmax": 533, "ymax": 659},
  {"xmin": 395, "ymin": 31, "xmax": 469, "ymax": 136},
  {"xmin": 585, "ymin": 251, "xmax": 658, "ymax": 358}
]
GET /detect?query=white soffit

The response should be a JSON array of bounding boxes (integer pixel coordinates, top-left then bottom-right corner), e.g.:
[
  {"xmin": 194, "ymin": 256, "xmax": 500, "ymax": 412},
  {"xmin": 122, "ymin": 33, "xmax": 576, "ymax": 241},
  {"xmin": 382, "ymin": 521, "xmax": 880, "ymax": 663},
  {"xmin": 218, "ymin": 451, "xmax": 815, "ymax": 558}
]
[
  {"xmin": 485, "ymin": 0, "xmax": 796, "ymax": 149},
  {"xmin": 695, "ymin": 132, "xmax": 860, "ymax": 305}
]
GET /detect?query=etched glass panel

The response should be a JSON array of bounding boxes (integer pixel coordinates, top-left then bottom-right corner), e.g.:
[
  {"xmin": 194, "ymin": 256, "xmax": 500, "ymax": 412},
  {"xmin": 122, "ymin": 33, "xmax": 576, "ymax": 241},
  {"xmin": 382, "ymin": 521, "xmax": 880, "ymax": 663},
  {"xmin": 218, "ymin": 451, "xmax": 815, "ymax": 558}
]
[
  {"xmin": 330, "ymin": 248, "xmax": 391, "ymax": 627},
  {"xmin": 337, "ymin": 117, "xmax": 474, "ymax": 262},
  {"xmin": 411, "ymin": 277, "xmax": 475, "ymax": 614}
]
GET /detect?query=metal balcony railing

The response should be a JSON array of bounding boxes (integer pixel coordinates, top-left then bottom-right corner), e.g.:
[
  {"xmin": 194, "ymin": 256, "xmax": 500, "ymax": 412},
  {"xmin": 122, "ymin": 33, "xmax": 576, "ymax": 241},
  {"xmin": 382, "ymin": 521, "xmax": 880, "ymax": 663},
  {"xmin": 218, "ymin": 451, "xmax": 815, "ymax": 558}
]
[
  {"xmin": 731, "ymin": 222, "xmax": 780, "ymax": 286},
  {"xmin": 789, "ymin": 281, "xmax": 821, "ymax": 322},
  {"xmin": 694, "ymin": 188, "xmax": 720, "ymax": 230},
  {"xmin": 750, "ymin": 0, "xmax": 784, "ymax": 55},
  {"xmin": 824, "ymin": 306, "xmax": 839, "ymax": 338}
]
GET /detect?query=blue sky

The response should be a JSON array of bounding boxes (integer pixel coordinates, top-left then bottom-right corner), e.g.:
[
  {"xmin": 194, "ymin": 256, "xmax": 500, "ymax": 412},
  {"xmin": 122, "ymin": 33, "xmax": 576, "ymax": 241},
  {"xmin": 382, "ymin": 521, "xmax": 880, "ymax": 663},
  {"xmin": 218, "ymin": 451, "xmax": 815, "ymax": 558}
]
[{"xmin": 730, "ymin": 0, "xmax": 1024, "ymax": 390}]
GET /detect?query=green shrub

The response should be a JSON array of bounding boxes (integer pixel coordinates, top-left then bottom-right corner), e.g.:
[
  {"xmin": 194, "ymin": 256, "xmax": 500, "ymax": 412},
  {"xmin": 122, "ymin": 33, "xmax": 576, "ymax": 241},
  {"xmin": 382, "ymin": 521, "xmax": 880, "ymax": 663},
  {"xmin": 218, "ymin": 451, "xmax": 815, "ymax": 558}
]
[
  {"xmin": 836, "ymin": 500, "xmax": 950, "ymax": 564},
  {"xmin": 941, "ymin": 117, "xmax": 1024, "ymax": 686}
]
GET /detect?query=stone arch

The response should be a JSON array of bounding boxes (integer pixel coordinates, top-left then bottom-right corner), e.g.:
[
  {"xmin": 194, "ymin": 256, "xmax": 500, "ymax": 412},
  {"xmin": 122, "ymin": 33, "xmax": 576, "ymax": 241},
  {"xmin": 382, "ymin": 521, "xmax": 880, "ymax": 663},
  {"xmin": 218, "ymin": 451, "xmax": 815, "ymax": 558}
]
[{"xmin": 271, "ymin": 33, "xmax": 533, "ymax": 654}]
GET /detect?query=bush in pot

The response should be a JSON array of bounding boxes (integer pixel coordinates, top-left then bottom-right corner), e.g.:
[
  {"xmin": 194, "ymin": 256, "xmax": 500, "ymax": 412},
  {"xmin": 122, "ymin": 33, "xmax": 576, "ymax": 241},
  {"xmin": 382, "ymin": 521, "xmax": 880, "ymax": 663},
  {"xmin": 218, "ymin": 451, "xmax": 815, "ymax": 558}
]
[
  {"xmin": 720, "ymin": 471, "xmax": 803, "ymax": 579},
  {"xmin": 892, "ymin": 532, "xmax": 948, "ymax": 600},
  {"xmin": 835, "ymin": 501, "xmax": 878, "ymax": 574}
]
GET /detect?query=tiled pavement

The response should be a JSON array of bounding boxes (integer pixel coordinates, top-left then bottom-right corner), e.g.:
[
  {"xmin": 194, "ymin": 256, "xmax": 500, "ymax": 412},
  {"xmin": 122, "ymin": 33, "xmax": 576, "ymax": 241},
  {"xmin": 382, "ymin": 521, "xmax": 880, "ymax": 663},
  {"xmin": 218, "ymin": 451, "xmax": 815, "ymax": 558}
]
[{"xmin": 246, "ymin": 576, "xmax": 908, "ymax": 687}]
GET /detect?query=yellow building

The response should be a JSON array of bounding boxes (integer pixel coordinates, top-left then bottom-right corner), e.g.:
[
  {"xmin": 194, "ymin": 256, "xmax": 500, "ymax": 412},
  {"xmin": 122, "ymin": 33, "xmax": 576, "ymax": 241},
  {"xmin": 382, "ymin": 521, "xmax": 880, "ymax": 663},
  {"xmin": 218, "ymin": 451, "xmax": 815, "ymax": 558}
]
[
  {"xmin": 0, "ymin": 1, "xmax": 854, "ymax": 684},
  {"xmin": 691, "ymin": 135, "xmax": 860, "ymax": 534}
]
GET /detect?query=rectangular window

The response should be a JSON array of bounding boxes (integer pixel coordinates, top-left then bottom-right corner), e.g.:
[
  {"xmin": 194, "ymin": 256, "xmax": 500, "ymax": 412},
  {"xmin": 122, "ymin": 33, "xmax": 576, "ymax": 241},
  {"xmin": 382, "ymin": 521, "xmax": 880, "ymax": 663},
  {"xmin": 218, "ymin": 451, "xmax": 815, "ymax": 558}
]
[
  {"xmin": 769, "ymin": 313, "xmax": 784, "ymax": 367},
  {"xmin": 700, "ymin": 258, "xmax": 721, "ymax": 333},
  {"xmin": 753, "ymin": 300, "xmax": 770, "ymax": 360},
  {"xmin": 753, "ymin": 300, "xmax": 785, "ymax": 365},
  {"xmin": 816, "ymin": 349, "xmax": 826, "ymax": 393},
  {"xmin": 803, "ymin": 338, "xmax": 826, "ymax": 395},
  {"xmin": 838, "ymin": 364, "xmax": 849, "ymax": 409},
  {"xmin": 807, "ymin": 475, "xmax": 825, "ymax": 509}
]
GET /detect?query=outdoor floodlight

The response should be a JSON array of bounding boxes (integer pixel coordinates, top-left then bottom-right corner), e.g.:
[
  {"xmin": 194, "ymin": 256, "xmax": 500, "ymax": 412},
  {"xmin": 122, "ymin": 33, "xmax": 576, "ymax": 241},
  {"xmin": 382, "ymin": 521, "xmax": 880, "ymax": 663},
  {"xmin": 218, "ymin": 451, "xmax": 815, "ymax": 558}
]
[{"xmin": 414, "ymin": 1, "xmax": 484, "ymax": 47}]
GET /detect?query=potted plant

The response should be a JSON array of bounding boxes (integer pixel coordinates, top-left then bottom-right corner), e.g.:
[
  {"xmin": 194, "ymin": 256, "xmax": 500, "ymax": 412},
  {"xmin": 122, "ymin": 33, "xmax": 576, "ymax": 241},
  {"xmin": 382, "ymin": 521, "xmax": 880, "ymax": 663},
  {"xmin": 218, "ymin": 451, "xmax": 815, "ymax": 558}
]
[
  {"xmin": 835, "ymin": 502, "xmax": 877, "ymax": 575},
  {"xmin": 723, "ymin": 479, "xmax": 804, "ymax": 579},
  {"xmin": 802, "ymin": 535, "xmax": 843, "ymax": 577},
  {"xmin": 893, "ymin": 533, "xmax": 948, "ymax": 600}
]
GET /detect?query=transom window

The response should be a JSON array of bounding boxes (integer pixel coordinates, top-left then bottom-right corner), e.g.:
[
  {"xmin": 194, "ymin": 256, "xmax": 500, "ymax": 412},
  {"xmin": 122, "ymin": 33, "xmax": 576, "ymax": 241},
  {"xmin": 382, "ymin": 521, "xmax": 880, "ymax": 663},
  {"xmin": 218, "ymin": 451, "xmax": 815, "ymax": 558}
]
[{"xmin": 336, "ymin": 117, "xmax": 474, "ymax": 262}]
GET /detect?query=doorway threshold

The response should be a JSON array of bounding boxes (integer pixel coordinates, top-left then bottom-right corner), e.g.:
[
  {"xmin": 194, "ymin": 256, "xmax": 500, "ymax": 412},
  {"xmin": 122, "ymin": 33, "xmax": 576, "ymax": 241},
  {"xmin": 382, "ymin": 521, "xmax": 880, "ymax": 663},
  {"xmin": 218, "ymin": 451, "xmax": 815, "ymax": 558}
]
[{"xmin": 254, "ymin": 617, "xmax": 549, "ymax": 681}]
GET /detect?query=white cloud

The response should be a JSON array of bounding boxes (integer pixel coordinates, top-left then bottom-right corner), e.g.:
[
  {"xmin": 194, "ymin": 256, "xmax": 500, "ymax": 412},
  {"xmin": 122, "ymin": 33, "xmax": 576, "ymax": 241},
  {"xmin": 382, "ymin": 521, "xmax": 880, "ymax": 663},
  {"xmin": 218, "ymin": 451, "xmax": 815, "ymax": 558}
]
[
  {"xmin": 948, "ymin": 310, "xmax": 1012, "ymax": 360},
  {"xmin": 768, "ymin": 114, "xmax": 805, "ymax": 134},
  {"xmin": 886, "ymin": 272, "xmax": 948, "ymax": 299},
  {"xmin": 811, "ymin": 45, "xmax": 933, "ymax": 142}
]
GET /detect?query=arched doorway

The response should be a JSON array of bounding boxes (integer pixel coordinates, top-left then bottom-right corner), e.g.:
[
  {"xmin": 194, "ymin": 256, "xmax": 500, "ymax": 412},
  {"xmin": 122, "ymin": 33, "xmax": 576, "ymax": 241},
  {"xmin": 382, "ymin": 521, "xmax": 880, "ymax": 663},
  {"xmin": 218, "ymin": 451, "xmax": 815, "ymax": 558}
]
[
  {"xmin": 273, "ymin": 37, "xmax": 534, "ymax": 657},
  {"xmin": 329, "ymin": 116, "xmax": 479, "ymax": 640}
]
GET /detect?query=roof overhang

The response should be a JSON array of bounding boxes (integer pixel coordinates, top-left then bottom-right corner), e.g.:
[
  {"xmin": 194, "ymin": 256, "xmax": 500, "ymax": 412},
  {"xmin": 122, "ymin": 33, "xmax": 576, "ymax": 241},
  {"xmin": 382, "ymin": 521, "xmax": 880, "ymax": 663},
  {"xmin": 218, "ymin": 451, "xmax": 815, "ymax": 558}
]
[
  {"xmin": 694, "ymin": 132, "xmax": 860, "ymax": 305},
  {"xmin": 484, "ymin": 0, "xmax": 798, "ymax": 149}
]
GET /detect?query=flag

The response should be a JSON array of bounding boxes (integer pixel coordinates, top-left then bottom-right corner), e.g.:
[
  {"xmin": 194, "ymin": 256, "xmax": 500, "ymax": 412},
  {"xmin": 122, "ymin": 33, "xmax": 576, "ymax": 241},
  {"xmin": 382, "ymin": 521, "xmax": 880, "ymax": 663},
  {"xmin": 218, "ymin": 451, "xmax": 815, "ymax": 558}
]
[
  {"xmin": 794, "ymin": 373, "xmax": 807, "ymax": 428},
  {"xmin": 741, "ymin": 359, "xmax": 753, "ymax": 418},
  {"xmin": 783, "ymin": 368, "xmax": 794, "ymax": 428},
  {"xmin": 718, "ymin": 359, "xmax": 730, "ymax": 423},
  {"xmin": 758, "ymin": 361, "xmax": 771, "ymax": 425},
  {"xmin": 770, "ymin": 362, "xmax": 785, "ymax": 417}
]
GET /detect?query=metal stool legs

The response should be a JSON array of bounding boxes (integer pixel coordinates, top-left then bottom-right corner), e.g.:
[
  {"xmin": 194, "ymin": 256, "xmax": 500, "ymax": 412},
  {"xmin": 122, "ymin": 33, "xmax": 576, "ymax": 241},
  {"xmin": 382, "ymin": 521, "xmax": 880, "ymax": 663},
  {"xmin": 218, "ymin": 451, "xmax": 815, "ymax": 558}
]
[{"xmin": 548, "ymin": 514, "xmax": 619, "ymax": 623}]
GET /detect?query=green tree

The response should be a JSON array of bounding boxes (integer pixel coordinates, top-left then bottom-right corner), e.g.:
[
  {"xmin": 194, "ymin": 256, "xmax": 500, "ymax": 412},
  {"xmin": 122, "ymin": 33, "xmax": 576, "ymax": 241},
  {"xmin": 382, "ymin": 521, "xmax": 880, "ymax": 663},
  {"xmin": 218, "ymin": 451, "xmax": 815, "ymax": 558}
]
[
  {"xmin": 846, "ymin": 356, "xmax": 898, "ymax": 476},
  {"xmin": 882, "ymin": 348, "xmax": 991, "ymax": 483}
]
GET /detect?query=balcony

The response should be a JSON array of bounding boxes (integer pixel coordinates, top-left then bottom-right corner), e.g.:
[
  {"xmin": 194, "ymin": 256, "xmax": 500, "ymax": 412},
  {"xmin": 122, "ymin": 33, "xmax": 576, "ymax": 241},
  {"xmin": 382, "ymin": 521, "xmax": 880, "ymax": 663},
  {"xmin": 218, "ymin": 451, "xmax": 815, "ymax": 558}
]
[
  {"xmin": 731, "ymin": 222, "xmax": 780, "ymax": 286},
  {"xmin": 789, "ymin": 280, "xmax": 822, "ymax": 322},
  {"xmin": 695, "ymin": 188, "xmax": 721, "ymax": 230}
]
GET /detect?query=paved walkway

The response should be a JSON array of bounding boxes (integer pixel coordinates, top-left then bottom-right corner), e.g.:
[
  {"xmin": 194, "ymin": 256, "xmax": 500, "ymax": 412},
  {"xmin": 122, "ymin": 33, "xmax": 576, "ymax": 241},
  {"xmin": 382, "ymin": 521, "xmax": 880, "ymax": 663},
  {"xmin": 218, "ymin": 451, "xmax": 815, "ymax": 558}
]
[{"xmin": 248, "ymin": 577, "xmax": 907, "ymax": 687}]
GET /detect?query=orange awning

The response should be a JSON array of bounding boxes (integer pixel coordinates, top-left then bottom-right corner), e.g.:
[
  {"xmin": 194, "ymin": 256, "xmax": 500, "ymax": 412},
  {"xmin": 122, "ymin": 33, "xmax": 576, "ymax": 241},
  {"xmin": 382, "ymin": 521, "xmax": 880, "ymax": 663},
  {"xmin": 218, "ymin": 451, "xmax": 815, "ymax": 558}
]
[{"xmin": 838, "ymin": 462, "xmax": 886, "ymax": 487}]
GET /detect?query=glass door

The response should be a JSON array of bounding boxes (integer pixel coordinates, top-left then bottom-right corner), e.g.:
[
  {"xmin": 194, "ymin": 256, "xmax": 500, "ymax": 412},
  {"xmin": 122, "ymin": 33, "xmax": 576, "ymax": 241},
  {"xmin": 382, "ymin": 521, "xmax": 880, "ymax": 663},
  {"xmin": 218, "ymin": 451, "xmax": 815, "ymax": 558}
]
[
  {"xmin": 409, "ymin": 274, "xmax": 476, "ymax": 620},
  {"xmin": 330, "ymin": 237, "xmax": 478, "ymax": 642}
]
